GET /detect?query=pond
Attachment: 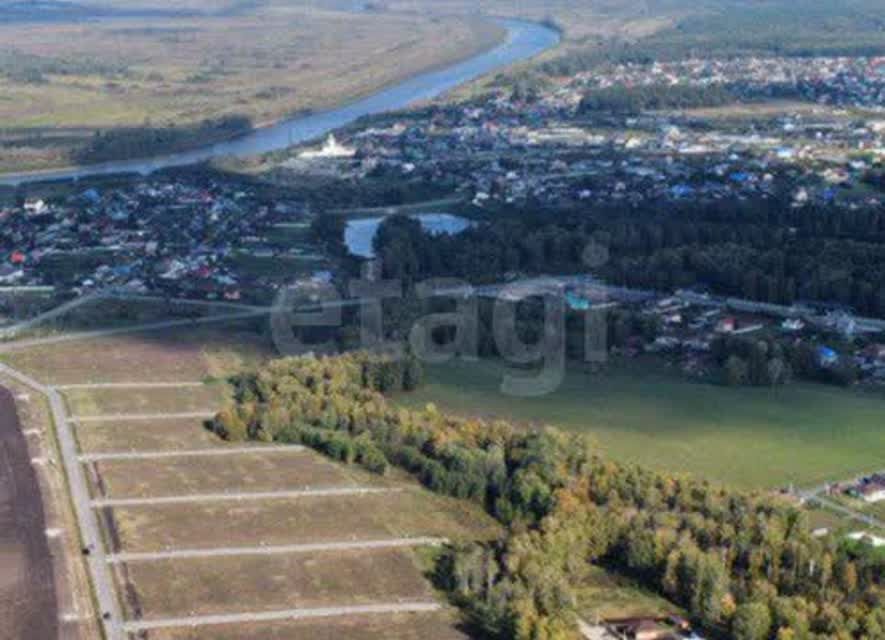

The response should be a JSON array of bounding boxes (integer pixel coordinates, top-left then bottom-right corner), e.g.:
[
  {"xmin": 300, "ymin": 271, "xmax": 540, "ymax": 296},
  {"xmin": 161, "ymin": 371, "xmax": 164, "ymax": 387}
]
[{"xmin": 344, "ymin": 213, "xmax": 472, "ymax": 258}]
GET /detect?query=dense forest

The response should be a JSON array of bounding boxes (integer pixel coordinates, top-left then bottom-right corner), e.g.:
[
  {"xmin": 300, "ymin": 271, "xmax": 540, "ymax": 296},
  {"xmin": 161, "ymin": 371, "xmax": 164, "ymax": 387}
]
[
  {"xmin": 368, "ymin": 198, "xmax": 885, "ymax": 318},
  {"xmin": 213, "ymin": 352, "xmax": 884, "ymax": 640},
  {"xmin": 579, "ymin": 83, "xmax": 740, "ymax": 114}
]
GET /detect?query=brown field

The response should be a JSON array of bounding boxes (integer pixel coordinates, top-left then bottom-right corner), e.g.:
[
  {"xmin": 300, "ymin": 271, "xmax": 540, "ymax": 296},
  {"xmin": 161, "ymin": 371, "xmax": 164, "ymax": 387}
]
[
  {"xmin": 0, "ymin": 325, "xmax": 275, "ymax": 384},
  {"xmin": 119, "ymin": 548, "xmax": 432, "ymax": 619},
  {"xmin": 3, "ymin": 319, "xmax": 502, "ymax": 638},
  {"xmin": 0, "ymin": 375, "xmax": 103, "ymax": 640},
  {"xmin": 62, "ymin": 384, "xmax": 230, "ymax": 417},
  {"xmin": 349, "ymin": 0, "xmax": 675, "ymax": 45},
  {"xmin": 106, "ymin": 490, "xmax": 500, "ymax": 553},
  {"xmin": 88, "ymin": 449, "xmax": 373, "ymax": 499},
  {"xmin": 0, "ymin": 3, "xmax": 504, "ymax": 172},
  {"xmin": 74, "ymin": 417, "xmax": 223, "ymax": 453},
  {"xmin": 131, "ymin": 610, "xmax": 471, "ymax": 640},
  {"xmin": 0, "ymin": 387, "xmax": 57, "ymax": 640}
]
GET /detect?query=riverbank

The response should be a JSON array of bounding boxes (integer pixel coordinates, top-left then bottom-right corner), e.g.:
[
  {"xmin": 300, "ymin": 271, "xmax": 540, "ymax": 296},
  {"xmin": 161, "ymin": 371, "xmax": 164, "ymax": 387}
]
[
  {"xmin": 0, "ymin": 386, "xmax": 58, "ymax": 640},
  {"xmin": 0, "ymin": 9, "xmax": 508, "ymax": 176},
  {"xmin": 0, "ymin": 19, "xmax": 560, "ymax": 187}
]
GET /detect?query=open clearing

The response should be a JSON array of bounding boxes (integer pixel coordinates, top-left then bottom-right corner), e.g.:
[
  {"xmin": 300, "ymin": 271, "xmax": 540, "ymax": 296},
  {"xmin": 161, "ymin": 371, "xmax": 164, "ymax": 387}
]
[
  {"xmin": 74, "ymin": 417, "xmax": 223, "ymax": 452},
  {"xmin": 118, "ymin": 548, "xmax": 433, "ymax": 619},
  {"xmin": 0, "ymin": 324, "xmax": 274, "ymax": 384},
  {"xmin": 576, "ymin": 566, "xmax": 681, "ymax": 622},
  {"xmin": 396, "ymin": 357, "xmax": 885, "ymax": 490},
  {"xmin": 103, "ymin": 490, "xmax": 499, "ymax": 554},
  {"xmin": 133, "ymin": 610, "xmax": 471, "ymax": 640},
  {"xmin": 87, "ymin": 449, "xmax": 375, "ymax": 499},
  {"xmin": 2, "ymin": 319, "xmax": 504, "ymax": 639},
  {"xmin": 63, "ymin": 384, "xmax": 229, "ymax": 417}
]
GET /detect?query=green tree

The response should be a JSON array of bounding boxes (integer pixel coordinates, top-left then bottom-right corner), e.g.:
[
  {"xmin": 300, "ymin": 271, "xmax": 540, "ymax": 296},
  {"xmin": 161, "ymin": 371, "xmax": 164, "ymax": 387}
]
[{"xmin": 733, "ymin": 602, "xmax": 773, "ymax": 640}]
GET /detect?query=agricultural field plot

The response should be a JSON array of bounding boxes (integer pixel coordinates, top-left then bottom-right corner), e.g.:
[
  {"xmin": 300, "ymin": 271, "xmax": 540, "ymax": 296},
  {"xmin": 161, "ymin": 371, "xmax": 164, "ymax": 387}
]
[
  {"xmin": 396, "ymin": 357, "xmax": 885, "ymax": 491},
  {"xmin": 74, "ymin": 417, "xmax": 225, "ymax": 453},
  {"xmin": 62, "ymin": 384, "xmax": 229, "ymax": 417},
  {"xmin": 117, "ymin": 548, "xmax": 434, "ymax": 620},
  {"xmin": 2, "ymin": 323, "xmax": 502, "ymax": 638},
  {"xmin": 86, "ymin": 449, "xmax": 377, "ymax": 500},
  {"xmin": 136, "ymin": 610, "xmax": 471, "ymax": 640},
  {"xmin": 0, "ymin": 324, "xmax": 275, "ymax": 385},
  {"xmin": 103, "ymin": 490, "xmax": 500, "ymax": 554}
]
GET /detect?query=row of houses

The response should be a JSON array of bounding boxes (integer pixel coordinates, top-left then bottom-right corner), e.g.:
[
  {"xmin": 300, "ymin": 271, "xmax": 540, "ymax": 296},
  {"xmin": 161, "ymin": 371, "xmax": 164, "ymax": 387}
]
[
  {"xmin": 0, "ymin": 179, "xmax": 320, "ymax": 304},
  {"xmin": 286, "ymin": 56, "xmax": 882, "ymax": 213}
]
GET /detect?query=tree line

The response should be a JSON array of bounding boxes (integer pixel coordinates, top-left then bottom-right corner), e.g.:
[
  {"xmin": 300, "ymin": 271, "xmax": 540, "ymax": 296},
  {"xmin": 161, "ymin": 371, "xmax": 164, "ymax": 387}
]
[
  {"xmin": 212, "ymin": 352, "xmax": 884, "ymax": 640},
  {"xmin": 372, "ymin": 198, "xmax": 885, "ymax": 317}
]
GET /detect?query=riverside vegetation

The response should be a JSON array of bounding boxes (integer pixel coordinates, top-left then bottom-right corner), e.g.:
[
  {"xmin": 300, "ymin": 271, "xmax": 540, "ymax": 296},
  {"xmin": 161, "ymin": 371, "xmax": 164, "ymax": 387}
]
[{"xmin": 213, "ymin": 352, "xmax": 885, "ymax": 640}]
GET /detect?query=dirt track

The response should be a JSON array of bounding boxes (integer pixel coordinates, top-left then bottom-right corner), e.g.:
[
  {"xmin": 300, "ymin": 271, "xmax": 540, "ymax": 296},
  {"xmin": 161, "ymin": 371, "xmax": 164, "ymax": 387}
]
[{"xmin": 0, "ymin": 386, "xmax": 57, "ymax": 640}]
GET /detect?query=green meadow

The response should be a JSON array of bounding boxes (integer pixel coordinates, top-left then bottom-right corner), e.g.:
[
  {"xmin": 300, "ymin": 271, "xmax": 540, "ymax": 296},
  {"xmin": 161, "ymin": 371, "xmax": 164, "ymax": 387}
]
[{"xmin": 395, "ymin": 357, "xmax": 885, "ymax": 491}]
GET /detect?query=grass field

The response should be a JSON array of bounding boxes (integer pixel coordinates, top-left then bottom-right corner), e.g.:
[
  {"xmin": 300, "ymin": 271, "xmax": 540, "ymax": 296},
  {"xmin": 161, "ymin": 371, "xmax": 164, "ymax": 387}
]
[
  {"xmin": 138, "ymin": 611, "xmax": 472, "ymax": 640},
  {"xmin": 0, "ymin": 324, "xmax": 275, "ymax": 384},
  {"xmin": 121, "ymin": 548, "xmax": 434, "ymax": 619},
  {"xmin": 394, "ymin": 357, "xmax": 885, "ymax": 490},
  {"xmin": 87, "ymin": 449, "xmax": 366, "ymax": 499},
  {"xmin": 62, "ymin": 384, "xmax": 229, "ymax": 416},
  {"xmin": 0, "ymin": 3, "xmax": 504, "ymax": 172},
  {"xmin": 74, "ymin": 417, "xmax": 224, "ymax": 452},
  {"xmin": 576, "ymin": 566, "xmax": 680, "ymax": 622},
  {"xmin": 106, "ymin": 489, "xmax": 500, "ymax": 553}
]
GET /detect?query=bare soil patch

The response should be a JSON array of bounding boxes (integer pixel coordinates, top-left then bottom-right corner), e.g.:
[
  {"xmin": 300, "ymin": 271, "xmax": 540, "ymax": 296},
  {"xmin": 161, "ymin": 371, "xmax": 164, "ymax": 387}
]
[
  {"xmin": 63, "ymin": 384, "xmax": 229, "ymax": 417},
  {"xmin": 127, "ymin": 610, "xmax": 471, "ymax": 640},
  {"xmin": 74, "ymin": 417, "xmax": 223, "ymax": 453},
  {"xmin": 1, "ymin": 325, "xmax": 273, "ymax": 385},
  {"xmin": 119, "ymin": 548, "xmax": 432, "ymax": 620},
  {"xmin": 107, "ymin": 490, "xmax": 500, "ymax": 554},
  {"xmin": 0, "ymin": 386, "xmax": 57, "ymax": 640},
  {"xmin": 88, "ymin": 449, "xmax": 363, "ymax": 499}
]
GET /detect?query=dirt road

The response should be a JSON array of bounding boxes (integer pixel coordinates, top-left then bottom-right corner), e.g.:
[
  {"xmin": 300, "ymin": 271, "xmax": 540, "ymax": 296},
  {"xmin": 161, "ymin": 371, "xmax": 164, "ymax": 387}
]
[{"xmin": 0, "ymin": 386, "xmax": 57, "ymax": 640}]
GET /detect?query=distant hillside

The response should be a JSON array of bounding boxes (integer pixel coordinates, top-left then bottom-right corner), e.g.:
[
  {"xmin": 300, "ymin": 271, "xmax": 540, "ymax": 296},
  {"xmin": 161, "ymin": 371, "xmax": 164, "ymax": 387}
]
[
  {"xmin": 541, "ymin": 0, "xmax": 885, "ymax": 75},
  {"xmin": 0, "ymin": 0, "xmax": 197, "ymax": 22}
]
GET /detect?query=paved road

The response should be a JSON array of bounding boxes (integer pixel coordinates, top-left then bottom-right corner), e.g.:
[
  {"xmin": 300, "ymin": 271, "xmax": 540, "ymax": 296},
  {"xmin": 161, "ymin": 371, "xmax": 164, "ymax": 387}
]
[
  {"xmin": 79, "ymin": 445, "xmax": 305, "ymax": 462},
  {"xmin": 107, "ymin": 537, "xmax": 447, "ymax": 563},
  {"xmin": 72, "ymin": 412, "xmax": 216, "ymax": 423},
  {"xmin": 806, "ymin": 495, "xmax": 885, "ymax": 530},
  {"xmin": 122, "ymin": 602, "xmax": 443, "ymax": 633},
  {"xmin": 92, "ymin": 486, "xmax": 400, "ymax": 508},
  {"xmin": 0, "ymin": 363, "xmax": 124, "ymax": 640}
]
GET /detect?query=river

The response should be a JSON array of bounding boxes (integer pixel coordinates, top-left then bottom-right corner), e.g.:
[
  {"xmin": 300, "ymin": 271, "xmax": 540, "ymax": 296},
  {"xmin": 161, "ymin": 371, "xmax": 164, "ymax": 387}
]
[{"xmin": 0, "ymin": 19, "xmax": 560, "ymax": 187}]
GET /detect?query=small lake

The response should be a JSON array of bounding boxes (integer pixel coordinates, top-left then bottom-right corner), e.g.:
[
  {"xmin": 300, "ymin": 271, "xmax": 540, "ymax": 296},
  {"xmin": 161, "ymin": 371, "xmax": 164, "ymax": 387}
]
[{"xmin": 345, "ymin": 213, "xmax": 472, "ymax": 258}]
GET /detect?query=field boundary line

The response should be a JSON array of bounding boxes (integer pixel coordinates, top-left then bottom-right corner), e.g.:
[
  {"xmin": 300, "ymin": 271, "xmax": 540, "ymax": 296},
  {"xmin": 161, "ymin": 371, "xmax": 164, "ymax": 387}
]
[
  {"xmin": 107, "ymin": 537, "xmax": 448, "ymax": 563},
  {"xmin": 92, "ymin": 486, "xmax": 400, "ymax": 508},
  {"xmin": 0, "ymin": 308, "xmax": 271, "ymax": 353},
  {"xmin": 56, "ymin": 382, "xmax": 208, "ymax": 390},
  {"xmin": 122, "ymin": 602, "xmax": 443, "ymax": 632},
  {"xmin": 79, "ymin": 446, "xmax": 306, "ymax": 462},
  {"xmin": 72, "ymin": 412, "xmax": 215, "ymax": 423}
]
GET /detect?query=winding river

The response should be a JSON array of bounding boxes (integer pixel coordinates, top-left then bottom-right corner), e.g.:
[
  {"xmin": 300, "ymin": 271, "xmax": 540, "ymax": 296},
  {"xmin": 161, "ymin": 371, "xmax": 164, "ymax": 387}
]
[{"xmin": 0, "ymin": 18, "xmax": 560, "ymax": 186}]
